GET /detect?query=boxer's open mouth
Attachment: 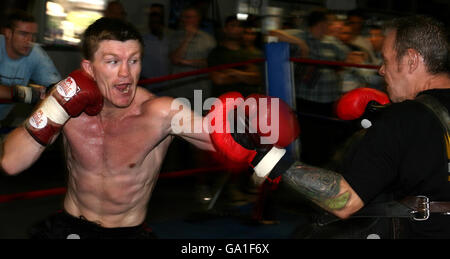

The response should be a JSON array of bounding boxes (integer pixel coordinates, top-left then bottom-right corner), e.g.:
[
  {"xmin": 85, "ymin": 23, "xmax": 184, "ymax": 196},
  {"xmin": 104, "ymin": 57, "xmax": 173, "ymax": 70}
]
[{"xmin": 115, "ymin": 83, "xmax": 131, "ymax": 94}]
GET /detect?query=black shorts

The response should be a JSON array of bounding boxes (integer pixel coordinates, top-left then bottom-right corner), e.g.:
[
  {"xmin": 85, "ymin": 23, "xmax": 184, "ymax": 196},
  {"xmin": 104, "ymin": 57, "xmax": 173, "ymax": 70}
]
[{"xmin": 28, "ymin": 210, "xmax": 157, "ymax": 239}]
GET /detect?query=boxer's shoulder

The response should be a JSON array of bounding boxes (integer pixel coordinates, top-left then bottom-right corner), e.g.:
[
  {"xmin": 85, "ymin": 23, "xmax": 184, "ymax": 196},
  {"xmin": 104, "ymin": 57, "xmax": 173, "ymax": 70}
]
[
  {"xmin": 138, "ymin": 91, "xmax": 176, "ymax": 121},
  {"xmin": 134, "ymin": 86, "xmax": 158, "ymax": 102}
]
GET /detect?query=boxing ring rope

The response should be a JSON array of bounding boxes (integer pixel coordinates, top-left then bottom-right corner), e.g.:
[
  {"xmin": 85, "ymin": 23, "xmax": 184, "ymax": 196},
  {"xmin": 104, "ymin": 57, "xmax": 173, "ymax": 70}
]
[
  {"xmin": 0, "ymin": 187, "xmax": 67, "ymax": 203},
  {"xmin": 137, "ymin": 57, "xmax": 380, "ymax": 87},
  {"xmin": 289, "ymin": 57, "xmax": 380, "ymax": 70},
  {"xmin": 0, "ymin": 52, "xmax": 381, "ymax": 222},
  {"xmin": 0, "ymin": 166, "xmax": 228, "ymax": 203},
  {"xmin": 138, "ymin": 58, "xmax": 265, "ymax": 86}
]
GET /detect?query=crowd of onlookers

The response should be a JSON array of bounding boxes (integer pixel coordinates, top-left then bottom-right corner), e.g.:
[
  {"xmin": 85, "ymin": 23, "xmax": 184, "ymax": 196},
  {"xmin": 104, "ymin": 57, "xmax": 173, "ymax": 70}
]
[
  {"xmin": 0, "ymin": 1, "xmax": 390, "ymax": 121},
  {"xmin": 0, "ymin": 2, "xmax": 393, "ymax": 172},
  {"xmin": 139, "ymin": 3, "xmax": 265, "ymax": 106},
  {"xmin": 0, "ymin": 2, "xmax": 391, "ymax": 170},
  {"xmin": 135, "ymin": 4, "xmax": 388, "ymax": 118}
]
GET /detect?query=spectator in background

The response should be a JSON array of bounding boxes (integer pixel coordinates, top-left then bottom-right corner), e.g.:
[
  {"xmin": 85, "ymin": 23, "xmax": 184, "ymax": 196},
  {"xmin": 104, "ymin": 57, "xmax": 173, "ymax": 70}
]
[
  {"xmin": 241, "ymin": 20, "xmax": 263, "ymax": 59},
  {"xmin": 168, "ymin": 6, "xmax": 216, "ymax": 103},
  {"xmin": 208, "ymin": 15, "xmax": 263, "ymax": 97},
  {"xmin": 326, "ymin": 14, "xmax": 344, "ymax": 39},
  {"xmin": 322, "ymin": 14, "xmax": 347, "ymax": 53},
  {"xmin": 192, "ymin": 0, "xmax": 220, "ymax": 39},
  {"xmin": 207, "ymin": 16, "xmax": 265, "ymax": 208},
  {"xmin": 365, "ymin": 25, "xmax": 387, "ymax": 91},
  {"xmin": 0, "ymin": 10, "xmax": 60, "ymax": 125},
  {"xmin": 292, "ymin": 9, "xmax": 346, "ymax": 116},
  {"xmin": 104, "ymin": 1, "xmax": 126, "ymax": 21},
  {"xmin": 346, "ymin": 9, "xmax": 375, "ymax": 63},
  {"xmin": 337, "ymin": 22, "xmax": 372, "ymax": 93},
  {"xmin": 337, "ymin": 23, "xmax": 369, "ymax": 56},
  {"xmin": 267, "ymin": 28, "xmax": 309, "ymax": 58},
  {"xmin": 270, "ymin": 9, "xmax": 348, "ymax": 167},
  {"xmin": 167, "ymin": 7, "xmax": 216, "ymax": 201},
  {"xmin": 338, "ymin": 22, "xmax": 387, "ymax": 93},
  {"xmin": 141, "ymin": 3, "xmax": 172, "ymax": 91},
  {"xmin": 368, "ymin": 25, "xmax": 385, "ymax": 65}
]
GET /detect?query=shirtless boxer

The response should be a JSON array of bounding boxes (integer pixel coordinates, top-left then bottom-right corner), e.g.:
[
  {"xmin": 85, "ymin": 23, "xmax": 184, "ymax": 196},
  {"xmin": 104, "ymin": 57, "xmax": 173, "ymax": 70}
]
[{"xmin": 0, "ymin": 18, "xmax": 214, "ymax": 239}]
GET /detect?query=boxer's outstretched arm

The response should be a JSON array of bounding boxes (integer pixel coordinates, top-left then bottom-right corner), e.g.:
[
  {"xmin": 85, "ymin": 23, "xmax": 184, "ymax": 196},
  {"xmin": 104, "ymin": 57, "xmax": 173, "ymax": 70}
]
[
  {"xmin": 150, "ymin": 96, "xmax": 215, "ymax": 152},
  {"xmin": 170, "ymin": 105, "xmax": 215, "ymax": 152},
  {"xmin": 282, "ymin": 162, "xmax": 364, "ymax": 219},
  {"xmin": 1, "ymin": 127, "xmax": 47, "ymax": 175}
]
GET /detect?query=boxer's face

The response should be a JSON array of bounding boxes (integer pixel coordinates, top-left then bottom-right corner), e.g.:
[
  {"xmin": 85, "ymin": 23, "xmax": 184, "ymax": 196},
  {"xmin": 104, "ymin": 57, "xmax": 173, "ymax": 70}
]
[{"xmin": 83, "ymin": 40, "xmax": 142, "ymax": 108}]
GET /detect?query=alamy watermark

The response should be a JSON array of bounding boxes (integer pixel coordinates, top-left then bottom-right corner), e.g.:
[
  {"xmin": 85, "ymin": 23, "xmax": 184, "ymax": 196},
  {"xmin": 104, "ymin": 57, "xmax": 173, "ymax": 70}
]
[{"xmin": 170, "ymin": 90, "xmax": 280, "ymax": 145}]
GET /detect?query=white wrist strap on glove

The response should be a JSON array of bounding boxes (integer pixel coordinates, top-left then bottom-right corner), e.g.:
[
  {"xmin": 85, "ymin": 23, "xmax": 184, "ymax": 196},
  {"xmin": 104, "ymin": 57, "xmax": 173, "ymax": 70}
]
[
  {"xmin": 253, "ymin": 146, "xmax": 286, "ymax": 178},
  {"xmin": 29, "ymin": 96, "xmax": 70, "ymax": 129}
]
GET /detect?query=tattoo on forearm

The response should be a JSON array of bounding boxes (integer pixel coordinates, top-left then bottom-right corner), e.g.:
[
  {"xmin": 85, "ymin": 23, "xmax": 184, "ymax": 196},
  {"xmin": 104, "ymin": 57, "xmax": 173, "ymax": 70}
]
[{"xmin": 284, "ymin": 162, "xmax": 350, "ymax": 211}]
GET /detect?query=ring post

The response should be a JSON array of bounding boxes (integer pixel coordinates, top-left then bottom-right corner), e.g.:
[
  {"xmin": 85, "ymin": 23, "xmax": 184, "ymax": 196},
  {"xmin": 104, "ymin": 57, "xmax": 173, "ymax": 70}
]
[{"xmin": 265, "ymin": 42, "xmax": 300, "ymax": 160}]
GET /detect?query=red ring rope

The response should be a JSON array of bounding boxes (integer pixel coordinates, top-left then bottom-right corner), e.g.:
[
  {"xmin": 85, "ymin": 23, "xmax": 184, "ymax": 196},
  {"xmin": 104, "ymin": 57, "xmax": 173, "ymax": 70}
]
[
  {"xmin": 0, "ymin": 187, "xmax": 67, "ymax": 203},
  {"xmin": 138, "ymin": 58, "xmax": 265, "ymax": 85},
  {"xmin": 138, "ymin": 58, "xmax": 380, "ymax": 86},
  {"xmin": 289, "ymin": 57, "xmax": 381, "ymax": 70},
  {"xmin": 0, "ymin": 166, "xmax": 227, "ymax": 204}
]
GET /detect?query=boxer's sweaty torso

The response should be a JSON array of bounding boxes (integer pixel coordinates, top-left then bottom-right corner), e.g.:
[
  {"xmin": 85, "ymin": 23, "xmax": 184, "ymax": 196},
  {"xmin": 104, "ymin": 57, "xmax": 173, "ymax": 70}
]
[{"xmin": 62, "ymin": 89, "xmax": 173, "ymax": 228}]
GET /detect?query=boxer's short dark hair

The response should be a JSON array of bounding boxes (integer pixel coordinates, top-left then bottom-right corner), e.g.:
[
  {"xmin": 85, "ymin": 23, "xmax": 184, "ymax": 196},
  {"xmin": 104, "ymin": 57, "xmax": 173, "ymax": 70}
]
[
  {"xmin": 82, "ymin": 17, "xmax": 144, "ymax": 61},
  {"xmin": 385, "ymin": 15, "xmax": 450, "ymax": 74}
]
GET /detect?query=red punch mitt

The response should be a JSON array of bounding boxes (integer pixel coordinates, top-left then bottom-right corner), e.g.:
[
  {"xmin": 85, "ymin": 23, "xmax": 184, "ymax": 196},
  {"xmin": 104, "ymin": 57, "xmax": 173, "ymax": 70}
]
[{"xmin": 336, "ymin": 88, "xmax": 390, "ymax": 120}]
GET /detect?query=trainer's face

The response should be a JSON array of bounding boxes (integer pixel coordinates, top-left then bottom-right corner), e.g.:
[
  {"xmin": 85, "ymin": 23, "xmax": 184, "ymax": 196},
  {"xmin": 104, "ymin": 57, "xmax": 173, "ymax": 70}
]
[
  {"xmin": 84, "ymin": 40, "xmax": 142, "ymax": 108},
  {"xmin": 5, "ymin": 21, "xmax": 37, "ymax": 59},
  {"xmin": 378, "ymin": 30, "xmax": 410, "ymax": 102}
]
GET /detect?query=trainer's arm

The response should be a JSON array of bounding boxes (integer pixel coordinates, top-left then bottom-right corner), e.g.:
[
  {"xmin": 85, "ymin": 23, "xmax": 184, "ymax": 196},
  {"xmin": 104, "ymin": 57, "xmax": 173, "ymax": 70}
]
[
  {"xmin": 1, "ymin": 126, "xmax": 47, "ymax": 175},
  {"xmin": 282, "ymin": 162, "xmax": 364, "ymax": 219}
]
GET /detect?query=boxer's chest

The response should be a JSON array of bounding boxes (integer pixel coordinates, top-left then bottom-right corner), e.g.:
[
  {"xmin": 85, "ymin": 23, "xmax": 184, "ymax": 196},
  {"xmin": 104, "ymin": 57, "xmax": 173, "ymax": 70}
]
[{"xmin": 64, "ymin": 113, "xmax": 170, "ymax": 172}]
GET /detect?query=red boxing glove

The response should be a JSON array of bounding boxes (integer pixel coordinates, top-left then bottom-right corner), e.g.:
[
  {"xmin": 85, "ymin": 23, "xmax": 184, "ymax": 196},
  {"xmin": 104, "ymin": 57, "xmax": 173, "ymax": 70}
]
[
  {"xmin": 53, "ymin": 69, "xmax": 104, "ymax": 116},
  {"xmin": 208, "ymin": 92, "xmax": 254, "ymax": 164},
  {"xmin": 25, "ymin": 69, "xmax": 103, "ymax": 145},
  {"xmin": 208, "ymin": 92, "xmax": 300, "ymax": 180},
  {"xmin": 245, "ymin": 93, "xmax": 300, "ymax": 148},
  {"xmin": 336, "ymin": 88, "xmax": 390, "ymax": 128}
]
